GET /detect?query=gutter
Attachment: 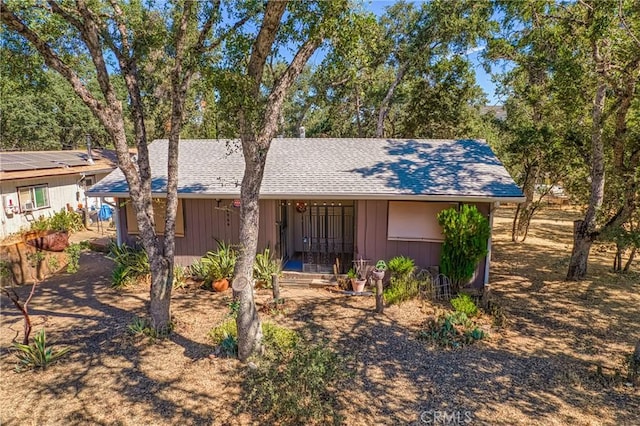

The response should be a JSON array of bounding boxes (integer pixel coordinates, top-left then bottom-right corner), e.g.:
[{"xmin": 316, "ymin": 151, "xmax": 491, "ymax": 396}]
[{"xmin": 87, "ymin": 191, "xmax": 526, "ymax": 204}]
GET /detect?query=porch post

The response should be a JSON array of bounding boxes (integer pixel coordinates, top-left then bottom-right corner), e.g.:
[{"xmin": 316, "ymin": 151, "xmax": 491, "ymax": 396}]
[{"xmin": 484, "ymin": 202, "xmax": 498, "ymax": 285}]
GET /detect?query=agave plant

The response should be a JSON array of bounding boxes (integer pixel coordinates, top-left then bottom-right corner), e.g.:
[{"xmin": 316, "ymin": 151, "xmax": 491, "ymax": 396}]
[
  {"xmin": 253, "ymin": 247, "xmax": 281, "ymax": 286},
  {"xmin": 13, "ymin": 329, "xmax": 70, "ymax": 371}
]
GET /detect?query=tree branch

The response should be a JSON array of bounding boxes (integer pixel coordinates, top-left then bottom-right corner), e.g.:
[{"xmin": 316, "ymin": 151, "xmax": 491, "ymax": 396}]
[{"xmin": 0, "ymin": 1, "xmax": 108, "ymax": 120}]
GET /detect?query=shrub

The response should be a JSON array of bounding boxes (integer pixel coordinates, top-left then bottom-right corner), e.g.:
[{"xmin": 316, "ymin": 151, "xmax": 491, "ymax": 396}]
[
  {"xmin": 242, "ymin": 342, "xmax": 349, "ymax": 425},
  {"xmin": 262, "ymin": 322, "xmax": 299, "ymax": 357},
  {"xmin": 383, "ymin": 256, "xmax": 422, "ymax": 306},
  {"xmin": 253, "ymin": 247, "xmax": 281, "ymax": 287},
  {"xmin": 48, "ymin": 210, "xmax": 84, "ymax": 233},
  {"xmin": 208, "ymin": 320, "xmax": 299, "ymax": 358},
  {"xmin": 29, "ymin": 210, "xmax": 84, "ymax": 234},
  {"xmin": 127, "ymin": 316, "xmax": 170, "ymax": 339},
  {"xmin": 209, "ymin": 319, "xmax": 237, "ymax": 346},
  {"xmin": 387, "ymin": 255, "xmax": 415, "ymax": 280},
  {"xmin": 107, "ymin": 242, "xmax": 150, "ymax": 287},
  {"xmin": 201, "ymin": 241, "xmax": 236, "ymax": 284},
  {"xmin": 188, "ymin": 259, "xmax": 208, "ymax": 281},
  {"xmin": 451, "ymin": 293, "xmax": 478, "ymax": 317},
  {"xmin": 383, "ymin": 277, "xmax": 419, "ymax": 305},
  {"xmin": 64, "ymin": 243, "xmax": 82, "ymax": 273},
  {"xmin": 437, "ymin": 205, "xmax": 491, "ymax": 292},
  {"xmin": 172, "ymin": 264, "xmax": 187, "ymax": 289},
  {"xmin": 13, "ymin": 329, "xmax": 70, "ymax": 371},
  {"xmin": 418, "ymin": 312, "xmax": 485, "ymax": 349}
]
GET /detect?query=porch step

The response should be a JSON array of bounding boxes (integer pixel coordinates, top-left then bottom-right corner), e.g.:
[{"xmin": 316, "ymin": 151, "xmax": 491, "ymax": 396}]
[
  {"xmin": 278, "ymin": 277, "xmax": 337, "ymax": 289},
  {"xmin": 281, "ymin": 271, "xmax": 338, "ymax": 281}
]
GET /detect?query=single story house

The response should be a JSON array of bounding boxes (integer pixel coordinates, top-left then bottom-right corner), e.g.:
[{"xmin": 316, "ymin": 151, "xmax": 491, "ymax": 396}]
[
  {"xmin": 0, "ymin": 149, "xmax": 117, "ymax": 238},
  {"xmin": 88, "ymin": 138, "xmax": 524, "ymax": 287}
]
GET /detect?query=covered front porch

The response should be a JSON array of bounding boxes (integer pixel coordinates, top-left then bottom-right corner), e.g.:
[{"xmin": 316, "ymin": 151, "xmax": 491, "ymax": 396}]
[{"xmin": 275, "ymin": 199, "xmax": 355, "ymax": 274}]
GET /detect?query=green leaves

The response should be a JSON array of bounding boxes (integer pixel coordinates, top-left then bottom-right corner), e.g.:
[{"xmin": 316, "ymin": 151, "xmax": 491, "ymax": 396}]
[
  {"xmin": 13, "ymin": 329, "xmax": 70, "ymax": 371},
  {"xmin": 437, "ymin": 205, "xmax": 490, "ymax": 291}
]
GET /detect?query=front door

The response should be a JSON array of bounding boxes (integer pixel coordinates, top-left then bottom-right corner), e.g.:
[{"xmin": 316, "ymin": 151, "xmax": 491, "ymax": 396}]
[{"xmin": 300, "ymin": 201, "xmax": 354, "ymax": 273}]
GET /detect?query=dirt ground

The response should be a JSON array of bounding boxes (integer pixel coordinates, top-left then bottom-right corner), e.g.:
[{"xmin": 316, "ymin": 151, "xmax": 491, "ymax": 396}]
[{"xmin": 0, "ymin": 206, "xmax": 638, "ymax": 425}]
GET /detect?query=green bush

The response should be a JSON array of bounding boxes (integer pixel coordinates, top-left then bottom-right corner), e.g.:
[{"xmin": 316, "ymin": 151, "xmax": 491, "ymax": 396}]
[
  {"xmin": 383, "ymin": 277, "xmax": 419, "ymax": 305},
  {"xmin": 107, "ymin": 242, "xmax": 150, "ymax": 287},
  {"xmin": 13, "ymin": 329, "xmax": 70, "ymax": 371},
  {"xmin": 172, "ymin": 264, "xmax": 187, "ymax": 289},
  {"xmin": 48, "ymin": 210, "xmax": 84, "ymax": 233},
  {"xmin": 451, "ymin": 293, "xmax": 478, "ymax": 317},
  {"xmin": 387, "ymin": 255, "xmax": 415, "ymax": 280},
  {"xmin": 201, "ymin": 241, "xmax": 236, "ymax": 284},
  {"xmin": 418, "ymin": 312, "xmax": 485, "ymax": 349},
  {"xmin": 262, "ymin": 322, "xmax": 299, "ymax": 357},
  {"xmin": 64, "ymin": 243, "xmax": 82, "ymax": 273},
  {"xmin": 253, "ymin": 247, "xmax": 281, "ymax": 287},
  {"xmin": 208, "ymin": 320, "xmax": 299, "ymax": 358},
  {"xmin": 29, "ymin": 210, "xmax": 84, "ymax": 234},
  {"xmin": 242, "ymin": 342, "xmax": 349, "ymax": 425},
  {"xmin": 437, "ymin": 205, "xmax": 490, "ymax": 292},
  {"xmin": 188, "ymin": 259, "xmax": 208, "ymax": 281},
  {"xmin": 209, "ymin": 318, "xmax": 238, "ymax": 345}
]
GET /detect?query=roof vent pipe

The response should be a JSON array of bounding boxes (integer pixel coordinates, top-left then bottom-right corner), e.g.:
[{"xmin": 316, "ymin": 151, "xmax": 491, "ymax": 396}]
[
  {"xmin": 86, "ymin": 135, "xmax": 94, "ymax": 164},
  {"xmin": 299, "ymin": 126, "xmax": 305, "ymax": 139}
]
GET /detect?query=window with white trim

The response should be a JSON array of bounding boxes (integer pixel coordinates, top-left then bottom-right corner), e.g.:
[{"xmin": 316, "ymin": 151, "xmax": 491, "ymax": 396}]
[
  {"xmin": 18, "ymin": 184, "xmax": 50, "ymax": 212},
  {"xmin": 387, "ymin": 201, "xmax": 457, "ymax": 242}
]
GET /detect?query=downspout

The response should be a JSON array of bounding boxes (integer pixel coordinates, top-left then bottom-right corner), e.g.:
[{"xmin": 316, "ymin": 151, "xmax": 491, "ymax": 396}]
[
  {"xmin": 101, "ymin": 197, "xmax": 122, "ymax": 247},
  {"xmin": 484, "ymin": 202, "xmax": 499, "ymax": 286}
]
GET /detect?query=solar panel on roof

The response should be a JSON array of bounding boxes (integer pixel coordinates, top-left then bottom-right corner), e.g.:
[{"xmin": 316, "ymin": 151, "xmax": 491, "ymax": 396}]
[{"xmin": 0, "ymin": 151, "xmax": 94, "ymax": 172}]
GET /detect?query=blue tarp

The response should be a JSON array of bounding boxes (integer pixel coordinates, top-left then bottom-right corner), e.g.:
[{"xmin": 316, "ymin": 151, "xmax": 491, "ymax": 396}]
[{"xmin": 98, "ymin": 204, "xmax": 113, "ymax": 221}]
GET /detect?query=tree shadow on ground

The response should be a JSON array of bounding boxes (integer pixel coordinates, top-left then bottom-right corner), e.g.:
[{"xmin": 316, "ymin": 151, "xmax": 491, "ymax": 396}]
[
  {"xmin": 283, "ymin": 294, "xmax": 639, "ymax": 424},
  {"xmin": 0, "ymin": 251, "xmax": 227, "ymax": 425}
]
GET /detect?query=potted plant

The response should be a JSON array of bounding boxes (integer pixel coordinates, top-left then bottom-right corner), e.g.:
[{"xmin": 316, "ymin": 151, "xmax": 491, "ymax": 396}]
[
  {"xmin": 372, "ymin": 260, "xmax": 387, "ymax": 281},
  {"xmin": 202, "ymin": 241, "xmax": 236, "ymax": 292},
  {"xmin": 351, "ymin": 258, "xmax": 367, "ymax": 292},
  {"xmin": 346, "ymin": 267, "xmax": 358, "ymax": 290}
]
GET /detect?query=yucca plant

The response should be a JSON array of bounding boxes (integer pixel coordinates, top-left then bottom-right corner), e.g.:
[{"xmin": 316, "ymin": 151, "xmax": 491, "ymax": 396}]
[
  {"xmin": 107, "ymin": 242, "xmax": 150, "ymax": 287},
  {"xmin": 201, "ymin": 241, "xmax": 236, "ymax": 284},
  {"xmin": 13, "ymin": 329, "xmax": 70, "ymax": 371},
  {"xmin": 253, "ymin": 247, "xmax": 281, "ymax": 287}
]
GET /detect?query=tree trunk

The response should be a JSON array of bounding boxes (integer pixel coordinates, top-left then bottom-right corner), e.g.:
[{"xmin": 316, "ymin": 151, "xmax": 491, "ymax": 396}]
[
  {"xmin": 566, "ymin": 71, "xmax": 607, "ymax": 280},
  {"xmin": 376, "ymin": 63, "xmax": 407, "ymax": 138},
  {"xmin": 512, "ymin": 164, "xmax": 538, "ymax": 242},
  {"xmin": 623, "ymin": 247, "xmax": 636, "ymax": 273},
  {"xmin": 149, "ymin": 256, "xmax": 172, "ymax": 333},
  {"xmin": 567, "ymin": 220, "xmax": 593, "ymax": 280},
  {"xmin": 234, "ymin": 149, "xmax": 266, "ymax": 361}
]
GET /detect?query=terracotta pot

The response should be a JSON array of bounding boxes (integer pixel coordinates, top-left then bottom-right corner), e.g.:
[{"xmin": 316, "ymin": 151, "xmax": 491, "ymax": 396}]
[
  {"xmin": 213, "ymin": 278, "xmax": 229, "ymax": 292},
  {"xmin": 352, "ymin": 279, "xmax": 366, "ymax": 293},
  {"xmin": 26, "ymin": 231, "xmax": 69, "ymax": 252}
]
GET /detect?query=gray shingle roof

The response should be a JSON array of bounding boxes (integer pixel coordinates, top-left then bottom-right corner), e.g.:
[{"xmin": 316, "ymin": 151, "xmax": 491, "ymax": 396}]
[{"xmin": 89, "ymin": 138, "xmax": 524, "ymax": 201}]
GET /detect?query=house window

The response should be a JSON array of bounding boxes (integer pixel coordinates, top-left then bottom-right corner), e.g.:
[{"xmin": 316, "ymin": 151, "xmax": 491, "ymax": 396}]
[
  {"xmin": 387, "ymin": 201, "xmax": 457, "ymax": 242},
  {"xmin": 84, "ymin": 175, "xmax": 95, "ymax": 188},
  {"xmin": 125, "ymin": 198, "xmax": 185, "ymax": 237},
  {"xmin": 18, "ymin": 184, "xmax": 50, "ymax": 212}
]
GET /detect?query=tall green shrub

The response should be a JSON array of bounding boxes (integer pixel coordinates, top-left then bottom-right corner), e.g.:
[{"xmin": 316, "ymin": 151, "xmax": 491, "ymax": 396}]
[{"xmin": 437, "ymin": 205, "xmax": 490, "ymax": 292}]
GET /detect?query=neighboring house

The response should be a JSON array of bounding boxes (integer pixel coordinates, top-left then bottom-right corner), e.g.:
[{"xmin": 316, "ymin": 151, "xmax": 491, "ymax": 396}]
[
  {"xmin": 0, "ymin": 150, "xmax": 117, "ymax": 238},
  {"xmin": 89, "ymin": 138, "xmax": 524, "ymax": 287}
]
